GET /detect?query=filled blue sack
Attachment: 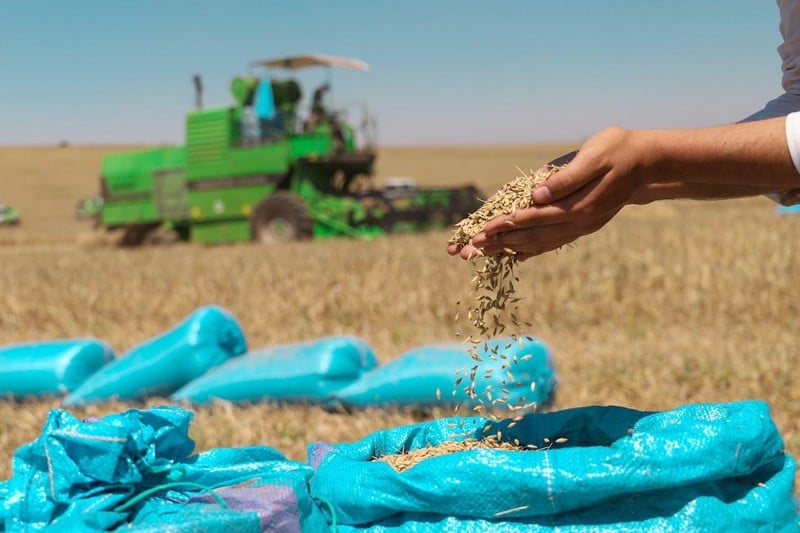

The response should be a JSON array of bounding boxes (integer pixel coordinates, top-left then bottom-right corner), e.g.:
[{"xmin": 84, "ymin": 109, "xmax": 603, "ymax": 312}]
[
  {"xmin": 2, "ymin": 406, "xmax": 328, "ymax": 532},
  {"xmin": 331, "ymin": 337, "xmax": 555, "ymax": 409},
  {"xmin": 171, "ymin": 335, "xmax": 376, "ymax": 405},
  {"xmin": 776, "ymin": 204, "xmax": 800, "ymax": 214},
  {"xmin": 309, "ymin": 401, "xmax": 799, "ymax": 531},
  {"xmin": 0, "ymin": 338, "xmax": 114, "ymax": 398},
  {"xmin": 63, "ymin": 306, "xmax": 246, "ymax": 406}
]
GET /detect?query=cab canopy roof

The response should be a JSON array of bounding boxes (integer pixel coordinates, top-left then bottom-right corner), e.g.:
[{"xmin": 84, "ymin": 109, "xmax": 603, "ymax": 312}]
[{"xmin": 251, "ymin": 54, "xmax": 369, "ymax": 72}]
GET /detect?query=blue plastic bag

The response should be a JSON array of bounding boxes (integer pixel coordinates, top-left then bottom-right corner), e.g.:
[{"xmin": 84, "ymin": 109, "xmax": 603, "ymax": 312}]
[
  {"xmin": 3, "ymin": 406, "xmax": 196, "ymax": 531},
  {"xmin": 64, "ymin": 306, "xmax": 247, "ymax": 405},
  {"xmin": 309, "ymin": 401, "xmax": 799, "ymax": 531},
  {"xmin": 332, "ymin": 337, "xmax": 555, "ymax": 409},
  {"xmin": 0, "ymin": 339, "xmax": 114, "ymax": 398},
  {"xmin": 2, "ymin": 406, "xmax": 329, "ymax": 532},
  {"xmin": 171, "ymin": 336, "xmax": 376, "ymax": 405}
]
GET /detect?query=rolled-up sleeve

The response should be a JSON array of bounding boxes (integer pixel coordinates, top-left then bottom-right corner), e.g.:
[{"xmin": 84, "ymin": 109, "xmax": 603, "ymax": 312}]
[
  {"xmin": 785, "ymin": 111, "xmax": 800, "ymax": 172},
  {"xmin": 780, "ymin": 111, "xmax": 800, "ymax": 205}
]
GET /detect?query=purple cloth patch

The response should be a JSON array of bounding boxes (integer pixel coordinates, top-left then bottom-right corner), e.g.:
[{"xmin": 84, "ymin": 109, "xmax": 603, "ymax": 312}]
[
  {"xmin": 189, "ymin": 485, "xmax": 301, "ymax": 533},
  {"xmin": 308, "ymin": 442, "xmax": 333, "ymax": 470}
]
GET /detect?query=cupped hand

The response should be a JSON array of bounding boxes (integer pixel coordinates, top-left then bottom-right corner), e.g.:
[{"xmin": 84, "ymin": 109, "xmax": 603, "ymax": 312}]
[{"xmin": 447, "ymin": 126, "xmax": 651, "ymax": 260}]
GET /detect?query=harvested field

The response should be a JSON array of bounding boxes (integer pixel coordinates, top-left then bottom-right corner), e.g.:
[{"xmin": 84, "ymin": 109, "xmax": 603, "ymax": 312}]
[{"xmin": 0, "ymin": 145, "xmax": 798, "ymax": 494}]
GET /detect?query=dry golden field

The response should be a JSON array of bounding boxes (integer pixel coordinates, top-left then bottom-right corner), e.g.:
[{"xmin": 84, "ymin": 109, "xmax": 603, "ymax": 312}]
[{"xmin": 0, "ymin": 145, "xmax": 798, "ymax": 493}]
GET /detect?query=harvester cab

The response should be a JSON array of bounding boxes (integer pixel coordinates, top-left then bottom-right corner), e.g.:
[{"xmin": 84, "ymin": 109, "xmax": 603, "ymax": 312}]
[
  {"xmin": 231, "ymin": 54, "xmax": 374, "ymax": 151},
  {"xmin": 229, "ymin": 75, "xmax": 300, "ymax": 142}
]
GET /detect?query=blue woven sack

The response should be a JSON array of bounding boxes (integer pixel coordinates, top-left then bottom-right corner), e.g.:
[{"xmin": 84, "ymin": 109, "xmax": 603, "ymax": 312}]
[
  {"xmin": 0, "ymin": 338, "xmax": 114, "ymax": 398},
  {"xmin": 63, "ymin": 306, "xmax": 246, "ymax": 405},
  {"xmin": 309, "ymin": 401, "xmax": 799, "ymax": 531},
  {"xmin": 1, "ymin": 406, "xmax": 328, "ymax": 532},
  {"xmin": 172, "ymin": 336, "xmax": 376, "ymax": 405},
  {"xmin": 331, "ymin": 337, "xmax": 555, "ymax": 409}
]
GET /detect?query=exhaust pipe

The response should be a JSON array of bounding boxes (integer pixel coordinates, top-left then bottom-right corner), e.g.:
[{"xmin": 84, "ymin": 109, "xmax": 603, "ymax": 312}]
[{"xmin": 193, "ymin": 74, "xmax": 203, "ymax": 109}]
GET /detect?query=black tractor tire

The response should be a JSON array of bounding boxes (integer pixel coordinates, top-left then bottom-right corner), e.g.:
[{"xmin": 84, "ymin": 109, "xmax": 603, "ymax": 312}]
[
  {"xmin": 118, "ymin": 223, "xmax": 160, "ymax": 247},
  {"xmin": 251, "ymin": 192, "xmax": 314, "ymax": 243},
  {"xmin": 452, "ymin": 185, "xmax": 485, "ymax": 223}
]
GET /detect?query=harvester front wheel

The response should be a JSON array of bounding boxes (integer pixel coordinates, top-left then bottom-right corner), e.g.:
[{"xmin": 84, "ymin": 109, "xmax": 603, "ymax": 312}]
[
  {"xmin": 251, "ymin": 192, "xmax": 314, "ymax": 243},
  {"xmin": 118, "ymin": 223, "xmax": 160, "ymax": 247}
]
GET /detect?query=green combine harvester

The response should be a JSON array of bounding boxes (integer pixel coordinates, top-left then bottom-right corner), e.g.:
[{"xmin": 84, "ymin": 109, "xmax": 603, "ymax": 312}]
[
  {"xmin": 79, "ymin": 54, "xmax": 482, "ymax": 246},
  {"xmin": 0, "ymin": 204, "xmax": 20, "ymax": 227}
]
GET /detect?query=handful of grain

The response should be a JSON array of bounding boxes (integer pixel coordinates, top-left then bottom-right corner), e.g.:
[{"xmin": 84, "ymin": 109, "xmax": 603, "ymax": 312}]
[
  {"xmin": 449, "ymin": 165, "xmax": 561, "ymax": 250},
  {"xmin": 447, "ymin": 164, "xmax": 563, "ymax": 410}
]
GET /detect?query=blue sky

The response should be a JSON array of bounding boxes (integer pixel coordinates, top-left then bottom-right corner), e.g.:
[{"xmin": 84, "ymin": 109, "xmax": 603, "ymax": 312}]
[{"xmin": 0, "ymin": 1, "xmax": 785, "ymax": 146}]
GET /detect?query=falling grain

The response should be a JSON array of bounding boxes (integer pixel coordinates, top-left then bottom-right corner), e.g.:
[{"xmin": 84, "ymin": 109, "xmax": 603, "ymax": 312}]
[{"xmin": 449, "ymin": 164, "xmax": 565, "ymax": 416}]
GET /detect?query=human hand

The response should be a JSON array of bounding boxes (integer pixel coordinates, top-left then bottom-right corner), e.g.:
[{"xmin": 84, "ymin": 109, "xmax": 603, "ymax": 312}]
[{"xmin": 447, "ymin": 127, "xmax": 651, "ymax": 260}]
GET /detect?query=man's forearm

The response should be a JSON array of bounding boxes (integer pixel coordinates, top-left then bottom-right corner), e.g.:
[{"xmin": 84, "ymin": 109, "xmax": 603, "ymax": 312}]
[
  {"xmin": 636, "ymin": 117, "xmax": 800, "ymax": 190},
  {"xmin": 629, "ymin": 182, "xmax": 786, "ymax": 204}
]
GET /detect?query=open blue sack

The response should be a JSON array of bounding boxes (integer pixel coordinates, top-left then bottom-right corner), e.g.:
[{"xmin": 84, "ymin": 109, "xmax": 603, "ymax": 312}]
[
  {"xmin": 309, "ymin": 401, "xmax": 799, "ymax": 531},
  {"xmin": 0, "ymin": 480, "xmax": 7, "ymax": 531},
  {"xmin": 0, "ymin": 339, "xmax": 114, "ymax": 398},
  {"xmin": 1, "ymin": 406, "xmax": 328, "ymax": 532},
  {"xmin": 171, "ymin": 335, "xmax": 376, "ymax": 405},
  {"xmin": 331, "ymin": 337, "xmax": 556, "ymax": 409},
  {"xmin": 63, "ymin": 306, "xmax": 247, "ymax": 406}
]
